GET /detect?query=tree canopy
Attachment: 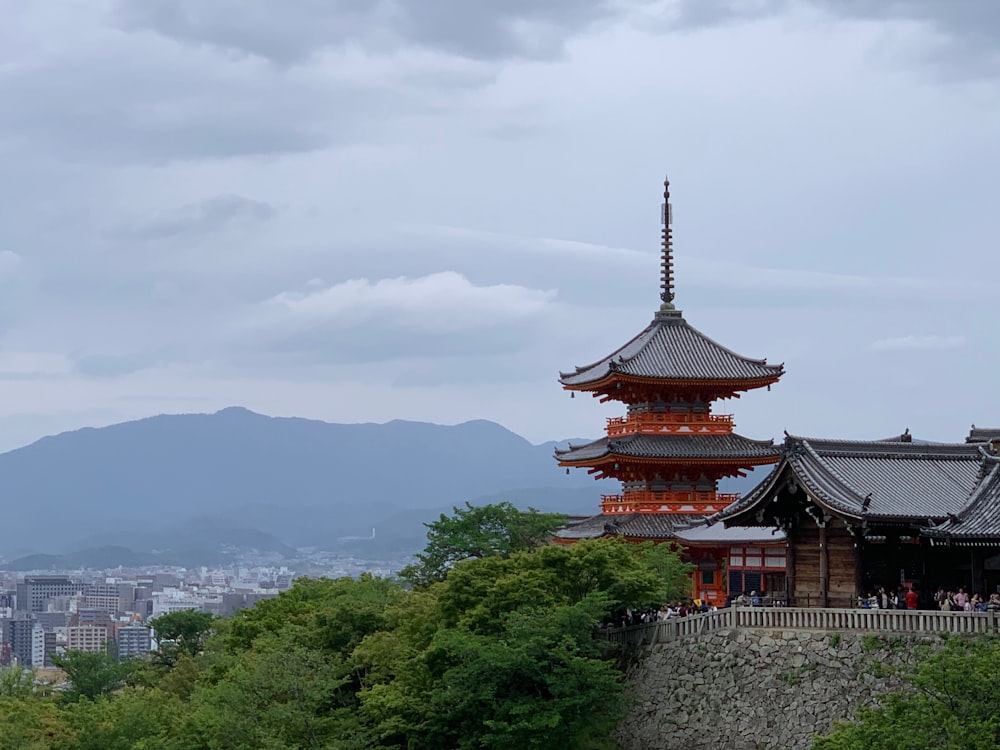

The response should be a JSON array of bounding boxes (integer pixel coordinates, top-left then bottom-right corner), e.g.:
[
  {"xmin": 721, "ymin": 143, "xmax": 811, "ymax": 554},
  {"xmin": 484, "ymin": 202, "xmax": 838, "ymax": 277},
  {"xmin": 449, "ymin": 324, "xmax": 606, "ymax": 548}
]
[{"xmin": 399, "ymin": 501, "xmax": 567, "ymax": 587}]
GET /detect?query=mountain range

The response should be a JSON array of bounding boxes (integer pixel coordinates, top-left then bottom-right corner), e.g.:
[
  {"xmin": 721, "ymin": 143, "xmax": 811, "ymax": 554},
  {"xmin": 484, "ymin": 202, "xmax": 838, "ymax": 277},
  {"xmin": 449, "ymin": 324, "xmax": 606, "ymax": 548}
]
[{"xmin": 0, "ymin": 407, "xmax": 765, "ymax": 566}]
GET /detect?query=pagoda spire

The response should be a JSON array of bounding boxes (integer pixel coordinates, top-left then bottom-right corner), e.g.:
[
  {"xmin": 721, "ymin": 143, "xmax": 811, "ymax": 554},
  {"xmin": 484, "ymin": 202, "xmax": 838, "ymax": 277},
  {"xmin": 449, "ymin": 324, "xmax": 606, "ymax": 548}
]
[{"xmin": 658, "ymin": 174, "xmax": 679, "ymax": 316}]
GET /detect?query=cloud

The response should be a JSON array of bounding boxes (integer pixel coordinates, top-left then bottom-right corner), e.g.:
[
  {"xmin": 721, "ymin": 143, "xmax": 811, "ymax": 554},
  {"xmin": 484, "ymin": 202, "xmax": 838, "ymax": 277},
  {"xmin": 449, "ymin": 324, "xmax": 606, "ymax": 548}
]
[
  {"xmin": 0, "ymin": 352, "xmax": 74, "ymax": 378},
  {"xmin": 669, "ymin": 0, "xmax": 1000, "ymax": 77},
  {"xmin": 870, "ymin": 335, "xmax": 966, "ymax": 352},
  {"xmin": 415, "ymin": 224, "xmax": 650, "ymax": 261},
  {"xmin": 113, "ymin": 195, "xmax": 277, "ymax": 240},
  {"xmin": 0, "ymin": 250, "xmax": 20, "ymax": 278},
  {"xmin": 264, "ymin": 271, "xmax": 556, "ymax": 331},
  {"xmin": 113, "ymin": 0, "xmax": 623, "ymax": 63},
  {"xmin": 682, "ymin": 257, "xmax": 933, "ymax": 294},
  {"xmin": 0, "ymin": 5, "xmax": 484, "ymax": 163},
  {"xmin": 234, "ymin": 271, "xmax": 559, "ymax": 364}
]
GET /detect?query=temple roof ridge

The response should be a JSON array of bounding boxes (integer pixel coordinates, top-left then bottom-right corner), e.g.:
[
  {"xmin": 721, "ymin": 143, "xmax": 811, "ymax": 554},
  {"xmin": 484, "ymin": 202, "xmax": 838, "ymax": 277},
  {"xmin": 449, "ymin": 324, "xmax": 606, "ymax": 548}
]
[
  {"xmin": 715, "ymin": 432, "xmax": 995, "ymax": 526},
  {"xmin": 559, "ymin": 313, "xmax": 784, "ymax": 387}
]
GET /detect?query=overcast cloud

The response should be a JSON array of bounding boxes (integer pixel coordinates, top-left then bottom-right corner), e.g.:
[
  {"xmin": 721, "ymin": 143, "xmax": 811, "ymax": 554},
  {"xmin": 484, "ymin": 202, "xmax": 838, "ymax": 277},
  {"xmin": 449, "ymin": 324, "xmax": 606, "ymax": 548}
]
[{"xmin": 0, "ymin": 0, "xmax": 998, "ymax": 454}]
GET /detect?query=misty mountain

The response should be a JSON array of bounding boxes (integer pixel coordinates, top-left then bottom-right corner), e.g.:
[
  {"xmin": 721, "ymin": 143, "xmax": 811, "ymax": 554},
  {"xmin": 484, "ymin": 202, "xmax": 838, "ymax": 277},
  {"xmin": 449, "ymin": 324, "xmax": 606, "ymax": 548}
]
[{"xmin": 0, "ymin": 407, "xmax": 612, "ymax": 555}]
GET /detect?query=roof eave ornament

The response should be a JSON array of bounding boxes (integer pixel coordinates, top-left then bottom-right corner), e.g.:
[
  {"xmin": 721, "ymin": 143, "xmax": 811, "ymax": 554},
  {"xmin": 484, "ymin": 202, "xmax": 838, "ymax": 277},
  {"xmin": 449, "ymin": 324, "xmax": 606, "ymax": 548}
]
[{"xmin": 655, "ymin": 174, "xmax": 684, "ymax": 321}]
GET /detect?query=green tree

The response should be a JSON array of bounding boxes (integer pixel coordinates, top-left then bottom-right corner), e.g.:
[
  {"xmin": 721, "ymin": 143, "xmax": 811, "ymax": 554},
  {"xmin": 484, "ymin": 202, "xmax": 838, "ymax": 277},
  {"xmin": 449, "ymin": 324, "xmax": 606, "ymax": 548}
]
[
  {"xmin": 399, "ymin": 502, "xmax": 567, "ymax": 587},
  {"xmin": 356, "ymin": 537, "xmax": 690, "ymax": 748},
  {"xmin": 813, "ymin": 636, "xmax": 1000, "ymax": 750},
  {"xmin": 150, "ymin": 609, "xmax": 215, "ymax": 666},
  {"xmin": 192, "ymin": 635, "xmax": 352, "ymax": 750},
  {"xmin": 0, "ymin": 663, "xmax": 41, "ymax": 698},
  {"xmin": 0, "ymin": 696, "xmax": 74, "ymax": 750},
  {"xmin": 51, "ymin": 650, "xmax": 133, "ymax": 703},
  {"xmin": 61, "ymin": 687, "xmax": 190, "ymax": 750}
]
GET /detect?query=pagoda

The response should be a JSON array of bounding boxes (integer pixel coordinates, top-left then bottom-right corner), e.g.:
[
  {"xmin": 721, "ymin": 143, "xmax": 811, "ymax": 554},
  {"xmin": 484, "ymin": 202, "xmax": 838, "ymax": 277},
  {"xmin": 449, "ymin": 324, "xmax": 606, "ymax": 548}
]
[{"xmin": 553, "ymin": 177, "xmax": 786, "ymax": 603}]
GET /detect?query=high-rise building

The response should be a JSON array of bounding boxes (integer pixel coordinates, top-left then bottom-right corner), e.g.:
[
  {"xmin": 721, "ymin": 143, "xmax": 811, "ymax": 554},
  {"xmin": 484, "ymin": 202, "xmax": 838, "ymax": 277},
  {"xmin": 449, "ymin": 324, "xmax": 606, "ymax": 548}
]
[
  {"xmin": 0, "ymin": 614, "xmax": 41, "ymax": 665},
  {"xmin": 15, "ymin": 576, "xmax": 80, "ymax": 612},
  {"xmin": 66, "ymin": 625, "xmax": 109, "ymax": 653},
  {"xmin": 114, "ymin": 625, "xmax": 152, "ymax": 662}
]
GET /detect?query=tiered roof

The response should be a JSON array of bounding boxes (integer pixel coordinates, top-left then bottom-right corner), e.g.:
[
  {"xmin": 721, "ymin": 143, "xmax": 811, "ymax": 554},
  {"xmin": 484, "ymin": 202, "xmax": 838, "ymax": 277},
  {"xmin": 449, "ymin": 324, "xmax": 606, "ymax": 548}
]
[
  {"xmin": 555, "ymin": 432, "xmax": 778, "ymax": 465},
  {"xmin": 559, "ymin": 312, "xmax": 784, "ymax": 390},
  {"xmin": 715, "ymin": 434, "xmax": 1000, "ymax": 539},
  {"xmin": 554, "ymin": 510, "xmax": 785, "ymax": 543}
]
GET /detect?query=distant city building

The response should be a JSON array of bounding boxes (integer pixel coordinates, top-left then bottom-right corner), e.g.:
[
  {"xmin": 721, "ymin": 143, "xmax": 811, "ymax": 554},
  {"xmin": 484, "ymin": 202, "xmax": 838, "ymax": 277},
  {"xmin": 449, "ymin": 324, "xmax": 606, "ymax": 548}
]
[
  {"xmin": 151, "ymin": 588, "xmax": 212, "ymax": 618},
  {"xmin": 67, "ymin": 625, "xmax": 109, "ymax": 653},
  {"xmin": 16, "ymin": 576, "xmax": 80, "ymax": 612},
  {"xmin": 0, "ymin": 614, "xmax": 42, "ymax": 666},
  {"xmin": 82, "ymin": 582, "xmax": 129, "ymax": 614},
  {"xmin": 114, "ymin": 625, "xmax": 152, "ymax": 662}
]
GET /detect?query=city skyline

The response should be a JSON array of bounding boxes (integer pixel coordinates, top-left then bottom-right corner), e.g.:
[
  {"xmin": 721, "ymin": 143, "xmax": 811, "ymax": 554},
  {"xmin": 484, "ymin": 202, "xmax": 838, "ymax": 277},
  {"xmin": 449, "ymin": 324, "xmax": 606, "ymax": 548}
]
[{"xmin": 1, "ymin": 2, "xmax": 998, "ymax": 453}]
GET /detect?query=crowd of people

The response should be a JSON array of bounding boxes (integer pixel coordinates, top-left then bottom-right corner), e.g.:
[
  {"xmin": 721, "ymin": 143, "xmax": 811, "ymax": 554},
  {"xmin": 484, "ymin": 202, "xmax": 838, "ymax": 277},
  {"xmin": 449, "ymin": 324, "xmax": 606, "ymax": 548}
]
[
  {"xmin": 611, "ymin": 599, "xmax": 718, "ymax": 627},
  {"xmin": 858, "ymin": 585, "xmax": 1000, "ymax": 611},
  {"xmin": 931, "ymin": 587, "xmax": 1000, "ymax": 612}
]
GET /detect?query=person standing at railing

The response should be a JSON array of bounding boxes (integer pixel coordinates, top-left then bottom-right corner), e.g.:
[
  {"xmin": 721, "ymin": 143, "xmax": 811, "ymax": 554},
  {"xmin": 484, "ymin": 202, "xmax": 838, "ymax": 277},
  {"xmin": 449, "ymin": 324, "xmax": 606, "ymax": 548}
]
[
  {"xmin": 987, "ymin": 593, "xmax": 1000, "ymax": 612},
  {"xmin": 955, "ymin": 587, "xmax": 969, "ymax": 610},
  {"xmin": 893, "ymin": 588, "xmax": 908, "ymax": 609},
  {"xmin": 878, "ymin": 586, "xmax": 890, "ymax": 610},
  {"xmin": 905, "ymin": 586, "xmax": 919, "ymax": 610}
]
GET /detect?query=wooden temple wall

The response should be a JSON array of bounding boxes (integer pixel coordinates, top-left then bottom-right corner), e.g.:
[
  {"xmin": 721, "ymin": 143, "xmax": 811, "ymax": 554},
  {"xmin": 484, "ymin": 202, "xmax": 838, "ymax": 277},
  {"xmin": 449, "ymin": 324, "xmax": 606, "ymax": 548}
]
[{"xmin": 789, "ymin": 519, "xmax": 857, "ymax": 608}]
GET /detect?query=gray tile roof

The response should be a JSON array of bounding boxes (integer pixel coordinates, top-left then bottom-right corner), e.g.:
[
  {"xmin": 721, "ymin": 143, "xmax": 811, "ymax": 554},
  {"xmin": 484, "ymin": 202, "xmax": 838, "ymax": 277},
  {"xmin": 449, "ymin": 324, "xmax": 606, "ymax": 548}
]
[
  {"xmin": 673, "ymin": 523, "xmax": 786, "ymax": 544},
  {"xmin": 967, "ymin": 427, "xmax": 1000, "ymax": 444},
  {"xmin": 715, "ymin": 435, "xmax": 992, "ymax": 525},
  {"xmin": 926, "ymin": 462, "xmax": 1000, "ymax": 541},
  {"xmin": 555, "ymin": 432, "xmax": 779, "ymax": 464},
  {"xmin": 554, "ymin": 512, "xmax": 704, "ymax": 540},
  {"xmin": 554, "ymin": 513, "xmax": 786, "ymax": 543},
  {"xmin": 559, "ymin": 312, "xmax": 783, "ymax": 388}
]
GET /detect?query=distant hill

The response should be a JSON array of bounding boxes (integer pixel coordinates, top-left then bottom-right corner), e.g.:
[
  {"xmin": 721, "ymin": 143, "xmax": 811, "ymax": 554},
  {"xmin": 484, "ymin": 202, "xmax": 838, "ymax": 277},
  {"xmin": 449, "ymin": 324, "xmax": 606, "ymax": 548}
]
[{"xmin": 0, "ymin": 408, "xmax": 613, "ymax": 557}]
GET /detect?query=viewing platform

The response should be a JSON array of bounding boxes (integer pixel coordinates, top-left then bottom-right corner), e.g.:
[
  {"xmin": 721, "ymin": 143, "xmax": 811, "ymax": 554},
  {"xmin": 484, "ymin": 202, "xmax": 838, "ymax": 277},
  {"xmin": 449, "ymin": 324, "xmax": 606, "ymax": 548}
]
[
  {"xmin": 604, "ymin": 606, "xmax": 1000, "ymax": 647},
  {"xmin": 606, "ymin": 413, "xmax": 734, "ymax": 437}
]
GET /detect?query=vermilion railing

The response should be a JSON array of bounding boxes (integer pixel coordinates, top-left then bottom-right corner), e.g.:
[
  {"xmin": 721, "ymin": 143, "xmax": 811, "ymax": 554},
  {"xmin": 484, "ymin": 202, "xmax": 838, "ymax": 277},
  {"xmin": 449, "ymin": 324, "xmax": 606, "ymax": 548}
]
[
  {"xmin": 606, "ymin": 412, "xmax": 734, "ymax": 436},
  {"xmin": 600, "ymin": 491, "xmax": 741, "ymax": 514}
]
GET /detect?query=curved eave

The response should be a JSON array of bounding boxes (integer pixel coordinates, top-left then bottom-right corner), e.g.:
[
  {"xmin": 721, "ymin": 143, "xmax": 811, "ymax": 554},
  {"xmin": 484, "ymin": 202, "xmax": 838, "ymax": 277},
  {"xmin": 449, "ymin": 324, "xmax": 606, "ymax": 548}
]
[
  {"xmin": 714, "ymin": 461, "xmax": 788, "ymax": 525},
  {"xmin": 558, "ymin": 454, "xmax": 779, "ymax": 468},
  {"xmin": 559, "ymin": 372, "xmax": 782, "ymax": 394}
]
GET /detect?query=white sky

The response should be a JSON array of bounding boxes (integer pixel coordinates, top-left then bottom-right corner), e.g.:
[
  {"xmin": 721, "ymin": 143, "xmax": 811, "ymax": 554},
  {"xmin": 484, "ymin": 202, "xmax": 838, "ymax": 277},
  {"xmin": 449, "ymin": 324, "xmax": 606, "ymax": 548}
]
[{"xmin": 0, "ymin": 0, "xmax": 998, "ymax": 452}]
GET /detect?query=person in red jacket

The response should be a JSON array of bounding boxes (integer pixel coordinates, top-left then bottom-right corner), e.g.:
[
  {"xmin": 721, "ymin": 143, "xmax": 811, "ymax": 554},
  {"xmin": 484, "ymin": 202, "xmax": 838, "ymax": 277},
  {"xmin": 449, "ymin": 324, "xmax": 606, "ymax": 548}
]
[{"xmin": 905, "ymin": 586, "xmax": 919, "ymax": 610}]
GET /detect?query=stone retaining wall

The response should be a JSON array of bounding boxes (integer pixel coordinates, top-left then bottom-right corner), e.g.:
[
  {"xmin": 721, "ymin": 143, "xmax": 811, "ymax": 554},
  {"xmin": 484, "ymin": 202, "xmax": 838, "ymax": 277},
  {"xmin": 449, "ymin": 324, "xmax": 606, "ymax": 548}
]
[{"xmin": 618, "ymin": 628, "xmax": 943, "ymax": 750}]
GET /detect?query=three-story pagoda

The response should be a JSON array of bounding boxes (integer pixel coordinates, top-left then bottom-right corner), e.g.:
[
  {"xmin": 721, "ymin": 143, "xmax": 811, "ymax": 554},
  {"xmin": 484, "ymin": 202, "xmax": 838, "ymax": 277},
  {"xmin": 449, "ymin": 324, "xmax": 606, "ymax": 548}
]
[{"xmin": 554, "ymin": 177, "xmax": 786, "ymax": 601}]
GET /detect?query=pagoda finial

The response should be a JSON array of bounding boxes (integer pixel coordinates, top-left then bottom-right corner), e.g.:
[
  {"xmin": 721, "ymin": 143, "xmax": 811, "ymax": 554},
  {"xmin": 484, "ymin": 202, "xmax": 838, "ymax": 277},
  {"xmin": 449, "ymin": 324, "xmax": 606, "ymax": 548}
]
[{"xmin": 658, "ymin": 174, "xmax": 679, "ymax": 316}]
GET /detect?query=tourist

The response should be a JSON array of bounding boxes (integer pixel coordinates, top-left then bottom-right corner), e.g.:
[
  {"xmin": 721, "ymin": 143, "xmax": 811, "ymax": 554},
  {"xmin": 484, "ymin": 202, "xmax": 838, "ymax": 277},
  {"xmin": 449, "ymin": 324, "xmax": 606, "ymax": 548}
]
[
  {"xmin": 878, "ymin": 586, "xmax": 890, "ymax": 610},
  {"xmin": 894, "ymin": 588, "xmax": 908, "ymax": 609},
  {"xmin": 970, "ymin": 593, "xmax": 983, "ymax": 612},
  {"xmin": 905, "ymin": 586, "xmax": 919, "ymax": 610},
  {"xmin": 955, "ymin": 587, "xmax": 969, "ymax": 609},
  {"xmin": 987, "ymin": 593, "xmax": 1000, "ymax": 612}
]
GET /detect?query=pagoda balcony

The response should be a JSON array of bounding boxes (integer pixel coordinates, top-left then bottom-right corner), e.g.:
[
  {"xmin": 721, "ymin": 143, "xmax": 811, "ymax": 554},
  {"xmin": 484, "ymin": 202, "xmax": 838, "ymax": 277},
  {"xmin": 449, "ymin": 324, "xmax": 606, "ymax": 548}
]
[
  {"xmin": 606, "ymin": 412, "xmax": 734, "ymax": 437},
  {"xmin": 601, "ymin": 490, "xmax": 741, "ymax": 515}
]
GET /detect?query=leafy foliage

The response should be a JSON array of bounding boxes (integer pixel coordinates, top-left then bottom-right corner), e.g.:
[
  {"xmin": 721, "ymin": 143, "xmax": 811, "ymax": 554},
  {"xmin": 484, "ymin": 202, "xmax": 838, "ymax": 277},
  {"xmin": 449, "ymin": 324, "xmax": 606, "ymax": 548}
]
[
  {"xmin": 50, "ymin": 651, "xmax": 132, "ymax": 703},
  {"xmin": 0, "ymin": 504, "xmax": 693, "ymax": 749},
  {"xmin": 813, "ymin": 636, "xmax": 1000, "ymax": 750},
  {"xmin": 399, "ymin": 501, "xmax": 567, "ymax": 587},
  {"xmin": 149, "ymin": 609, "xmax": 215, "ymax": 666}
]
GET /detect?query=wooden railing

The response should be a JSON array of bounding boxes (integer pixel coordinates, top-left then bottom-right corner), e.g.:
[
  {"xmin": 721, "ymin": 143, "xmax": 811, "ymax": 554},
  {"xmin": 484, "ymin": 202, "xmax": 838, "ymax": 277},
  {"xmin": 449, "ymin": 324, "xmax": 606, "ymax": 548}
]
[
  {"xmin": 602, "ymin": 607, "xmax": 1000, "ymax": 647},
  {"xmin": 600, "ymin": 491, "xmax": 741, "ymax": 514},
  {"xmin": 606, "ymin": 412, "xmax": 734, "ymax": 437}
]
